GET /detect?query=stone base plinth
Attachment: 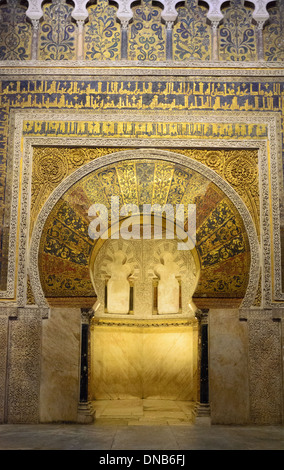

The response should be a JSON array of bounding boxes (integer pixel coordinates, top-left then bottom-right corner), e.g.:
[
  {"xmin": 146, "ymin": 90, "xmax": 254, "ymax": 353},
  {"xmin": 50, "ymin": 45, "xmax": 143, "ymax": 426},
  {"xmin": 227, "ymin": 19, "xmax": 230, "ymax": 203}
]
[
  {"xmin": 77, "ymin": 402, "xmax": 96, "ymax": 424},
  {"xmin": 193, "ymin": 402, "xmax": 211, "ymax": 426}
]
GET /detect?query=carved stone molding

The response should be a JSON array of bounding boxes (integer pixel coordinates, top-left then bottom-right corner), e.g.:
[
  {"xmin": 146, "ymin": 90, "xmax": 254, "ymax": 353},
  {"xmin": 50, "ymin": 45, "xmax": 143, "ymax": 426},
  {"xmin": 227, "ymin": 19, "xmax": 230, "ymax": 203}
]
[
  {"xmin": 0, "ymin": 307, "xmax": 18, "ymax": 319},
  {"xmin": 91, "ymin": 318, "xmax": 196, "ymax": 328},
  {"xmin": 25, "ymin": 0, "xmax": 271, "ymax": 35},
  {"xmin": 0, "ymin": 62, "xmax": 283, "ymax": 77}
]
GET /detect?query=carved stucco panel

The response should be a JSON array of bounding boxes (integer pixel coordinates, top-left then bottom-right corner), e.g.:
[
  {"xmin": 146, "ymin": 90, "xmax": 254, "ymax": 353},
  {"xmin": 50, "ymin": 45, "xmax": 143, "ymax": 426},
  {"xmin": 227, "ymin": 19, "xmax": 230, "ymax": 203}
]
[
  {"xmin": 247, "ymin": 310, "xmax": 282, "ymax": 424},
  {"xmin": 6, "ymin": 308, "xmax": 42, "ymax": 423}
]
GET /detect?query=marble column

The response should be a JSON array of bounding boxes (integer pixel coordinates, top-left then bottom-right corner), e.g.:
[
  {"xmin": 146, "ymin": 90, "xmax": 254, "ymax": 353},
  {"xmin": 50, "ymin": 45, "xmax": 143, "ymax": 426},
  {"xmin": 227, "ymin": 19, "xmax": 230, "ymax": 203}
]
[
  {"xmin": 31, "ymin": 19, "xmax": 40, "ymax": 60},
  {"xmin": 76, "ymin": 20, "xmax": 85, "ymax": 61},
  {"xmin": 77, "ymin": 308, "xmax": 95, "ymax": 424},
  {"xmin": 211, "ymin": 21, "xmax": 219, "ymax": 62},
  {"xmin": 166, "ymin": 21, "xmax": 174, "ymax": 61},
  {"xmin": 121, "ymin": 20, "xmax": 129, "ymax": 60},
  {"xmin": 194, "ymin": 309, "xmax": 211, "ymax": 424},
  {"xmin": 274, "ymin": 308, "xmax": 284, "ymax": 425},
  {"xmin": 256, "ymin": 21, "xmax": 265, "ymax": 61},
  {"xmin": 0, "ymin": 309, "xmax": 16, "ymax": 423}
]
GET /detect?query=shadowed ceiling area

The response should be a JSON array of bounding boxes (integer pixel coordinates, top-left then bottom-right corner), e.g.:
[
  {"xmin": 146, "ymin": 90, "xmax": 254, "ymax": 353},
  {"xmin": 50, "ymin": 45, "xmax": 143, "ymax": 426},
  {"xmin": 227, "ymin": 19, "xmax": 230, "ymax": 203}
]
[{"xmin": 37, "ymin": 158, "xmax": 251, "ymax": 306}]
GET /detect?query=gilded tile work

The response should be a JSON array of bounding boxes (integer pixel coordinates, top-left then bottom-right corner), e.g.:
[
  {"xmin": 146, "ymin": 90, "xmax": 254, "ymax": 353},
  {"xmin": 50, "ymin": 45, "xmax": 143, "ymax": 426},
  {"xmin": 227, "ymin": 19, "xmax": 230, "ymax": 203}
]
[
  {"xmin": 0, "ymin": 0, "xmax": 32, "ymax": 60},
  {"xmin": 128, "ymin": 0, "xmax": 166, "ymax": 61},
  {"xmin": 38, "ymin": 159, "xmax": 250, "ymax": 300},
  {"xmin": 219, "ymin": 0, "xmax": 257, "ymax": 61},
  {"xmin": 173, "ymin": 0, "xmax": 211, "ymax": 61},
  {"xmin": 84, "ymin": 0, "xmax": 121, "ymax": 60},
  {"xmin": 263, "ymin": 2, "xmax": 284, "ymax": 62},
  {"xmin": 38, "ymin": 0, "xmax": 77, "ymax": 60}
]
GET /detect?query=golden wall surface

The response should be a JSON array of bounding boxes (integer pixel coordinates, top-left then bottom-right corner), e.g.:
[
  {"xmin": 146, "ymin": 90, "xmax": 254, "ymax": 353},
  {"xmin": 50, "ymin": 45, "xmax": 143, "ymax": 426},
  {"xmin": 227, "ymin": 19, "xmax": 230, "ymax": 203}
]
[{"xmin": 90, "ymin": 321, "xmax": 198, "ymax": 402}]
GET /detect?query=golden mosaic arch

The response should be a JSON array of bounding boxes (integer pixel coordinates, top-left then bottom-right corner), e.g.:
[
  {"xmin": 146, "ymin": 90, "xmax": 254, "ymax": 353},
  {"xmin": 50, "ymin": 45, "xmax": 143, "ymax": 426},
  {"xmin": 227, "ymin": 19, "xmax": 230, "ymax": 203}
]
[
  {"xmin": 31, "ymin": 146, "xmax": 260, "ymax": 239},
  {"xmin": 36, "ymin": 157, "xmax": 251, "ymax": 307}
]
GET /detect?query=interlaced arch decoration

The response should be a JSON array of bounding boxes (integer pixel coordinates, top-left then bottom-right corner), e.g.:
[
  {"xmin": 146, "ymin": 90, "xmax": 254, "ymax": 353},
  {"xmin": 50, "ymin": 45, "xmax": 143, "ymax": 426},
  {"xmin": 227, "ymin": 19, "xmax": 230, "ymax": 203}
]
[
  {"xmin": 26, "ymin": 0, "xmax": 271, "ymax": 26},
  {"xmin": 0, "ymin": 0, "xmax": 273, "ymax": 63}
]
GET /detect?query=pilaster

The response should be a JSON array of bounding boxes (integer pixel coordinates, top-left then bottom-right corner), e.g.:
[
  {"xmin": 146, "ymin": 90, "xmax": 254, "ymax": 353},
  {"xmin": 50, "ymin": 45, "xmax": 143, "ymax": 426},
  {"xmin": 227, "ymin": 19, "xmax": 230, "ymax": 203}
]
[
  {"xmin": 76, "ymin": 20, "xmax": 85, "ymax": 61},
  {"xmin": 31, "ymin": 19, "xmax": 40, "ymax": 60},
  {"xmin": 246, "ymin": 308, "xmax": 283, "ymax": 424},
  {"xmin": 5, "ymin": 307, "xmax": 42, "ymax": 424}
]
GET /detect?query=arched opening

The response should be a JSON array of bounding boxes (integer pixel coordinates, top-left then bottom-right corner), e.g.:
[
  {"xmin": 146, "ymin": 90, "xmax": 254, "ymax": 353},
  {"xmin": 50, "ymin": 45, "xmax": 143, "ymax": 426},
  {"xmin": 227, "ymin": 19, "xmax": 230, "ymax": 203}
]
[{"xmin": 30, "ymin": 149, "xmax": 258, "ymax": 424}]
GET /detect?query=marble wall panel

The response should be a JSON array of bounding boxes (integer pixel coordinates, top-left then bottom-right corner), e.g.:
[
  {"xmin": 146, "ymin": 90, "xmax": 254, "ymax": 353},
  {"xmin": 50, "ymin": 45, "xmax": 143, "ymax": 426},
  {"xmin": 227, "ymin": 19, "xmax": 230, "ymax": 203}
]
[
  {"xmin": 39, "ymin": 308, "xmax": 81, "ymax": 423},
  {"xmin": 209, "ymin": 309, "xmax": 250, "ymax": 424}
]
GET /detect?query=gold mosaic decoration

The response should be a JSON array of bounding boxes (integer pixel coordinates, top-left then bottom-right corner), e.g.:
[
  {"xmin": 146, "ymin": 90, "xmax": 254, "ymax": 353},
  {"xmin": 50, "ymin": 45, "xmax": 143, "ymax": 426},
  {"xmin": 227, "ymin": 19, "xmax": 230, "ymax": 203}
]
[
  {"xmin": 173, "ymin": 0, "xmax": 211, "ymax": 61},
  {"xmin": 171, "ymin": 148, "xmax": 260, "ymax": 238},
  {"xmin": 38, "ymin": 157, "xmax": 251, "ymax": 301},
  {"xmin": 0, "ymin": 0, "xmax": 32, "ymax": 60},
  {"xmin": 31, "ymin": 147, "xmax": 260, "ymax": 239},
  {"xmin": 263, "ymin": 3, "xmax": 284, "ymax": 62},
  {"xmin": 218, "ymin": 0, "xmax": 257, "ymax": 62},
  {"xmin": 30, "ymin": 147, "xmax": 125, "ymax": 234}
]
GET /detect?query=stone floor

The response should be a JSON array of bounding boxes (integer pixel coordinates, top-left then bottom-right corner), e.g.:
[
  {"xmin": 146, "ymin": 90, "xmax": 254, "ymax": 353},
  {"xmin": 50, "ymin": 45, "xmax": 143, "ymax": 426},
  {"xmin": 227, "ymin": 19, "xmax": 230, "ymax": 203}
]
[{"xmin": 0, "ymin": 399, "xmax": 283, "ymax": 450}]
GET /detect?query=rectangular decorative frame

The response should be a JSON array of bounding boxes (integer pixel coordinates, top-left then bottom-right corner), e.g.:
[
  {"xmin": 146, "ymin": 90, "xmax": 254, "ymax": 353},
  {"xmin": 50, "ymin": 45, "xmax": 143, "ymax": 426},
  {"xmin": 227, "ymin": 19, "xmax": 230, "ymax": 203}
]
[{"xmin": 1, "ymin": 107, "xmax": 282, "ymax": 312}]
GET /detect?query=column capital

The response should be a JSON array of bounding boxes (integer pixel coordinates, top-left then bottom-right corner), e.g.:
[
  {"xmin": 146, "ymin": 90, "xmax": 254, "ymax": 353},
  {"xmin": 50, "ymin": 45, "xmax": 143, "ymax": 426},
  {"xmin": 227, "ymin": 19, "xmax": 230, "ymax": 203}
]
[
  {"xmin": 195, "ymin": 308, "xmax": 209, "ymax": 324},
  {"xmin": 256, "ymin": 20, "xmax": 266, "ymax": 31},
  {"xmin": 211, "ymin": 20, "xmax": 220, "ymax": 32},
  {"xmin": 80, "ymin": 308, "xmax": 94, "ymax": 324},
  {"xmin": 121, "ymin": 19, "xmax": 129, "ymax": 30},
  {"xmin": 166, "ymin": 21, "xmax": 174, "ymax": 31},
  {"xmin": 76, "ymin": 19, "xmax": 85, "ymax": 29},
  {"xmin": 31, "ymin": 18, "xmax": 40, "ymax": 30}
]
